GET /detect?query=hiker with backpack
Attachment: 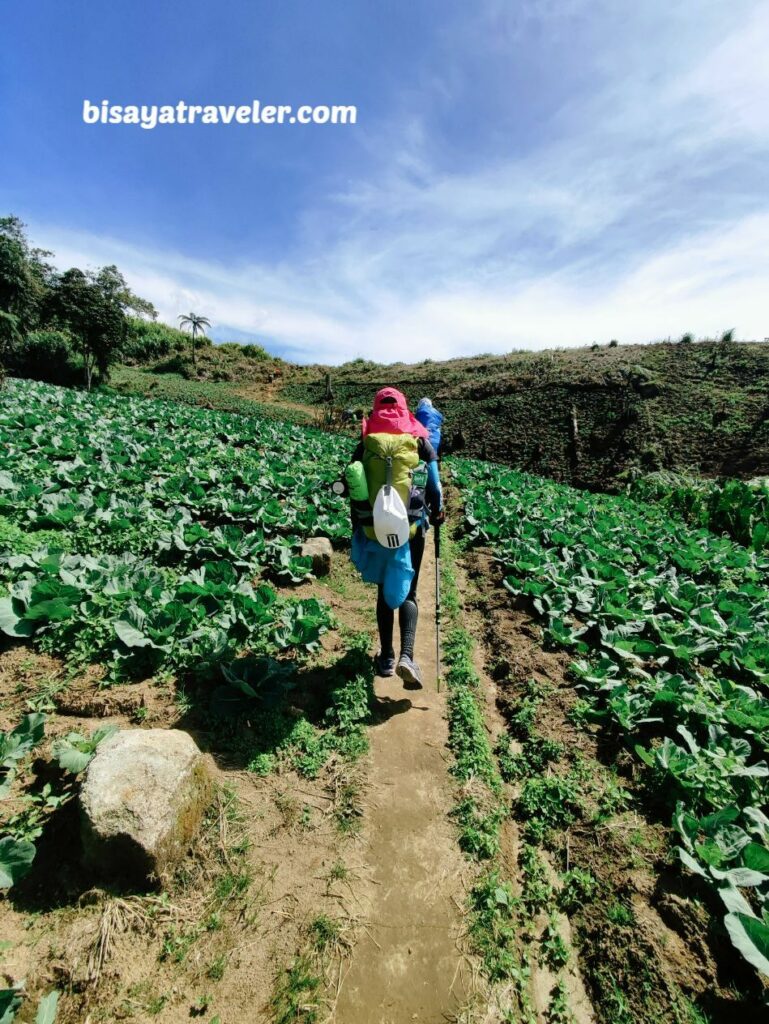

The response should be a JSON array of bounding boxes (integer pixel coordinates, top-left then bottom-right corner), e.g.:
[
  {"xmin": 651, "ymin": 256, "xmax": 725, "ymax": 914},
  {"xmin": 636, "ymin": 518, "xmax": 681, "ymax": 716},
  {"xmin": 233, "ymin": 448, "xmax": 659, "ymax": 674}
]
[
  {"xmin": 345, "ymin": 388, "xmax": 444, "ymax": 689},
  {"xmin": 415, "ymin": 397, "xmax": 444, "ymax": 456}
]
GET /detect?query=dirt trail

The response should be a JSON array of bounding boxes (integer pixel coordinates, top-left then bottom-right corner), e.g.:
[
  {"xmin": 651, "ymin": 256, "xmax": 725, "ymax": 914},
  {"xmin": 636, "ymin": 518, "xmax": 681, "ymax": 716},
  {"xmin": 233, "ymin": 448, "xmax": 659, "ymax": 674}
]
[{"xmin": 336, "ymin": 538, "xmax": 474, "ymax": 1024}]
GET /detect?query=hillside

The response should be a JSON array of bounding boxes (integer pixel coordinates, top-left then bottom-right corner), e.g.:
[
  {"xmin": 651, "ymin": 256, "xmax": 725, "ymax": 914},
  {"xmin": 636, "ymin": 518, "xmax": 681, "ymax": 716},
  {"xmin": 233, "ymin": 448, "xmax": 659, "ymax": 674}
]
[
  {"xmin": 280, "ymin": 339, "xmax": 769, "ymax": 488},
  {"xmin": 116, "ymin": 338, "xmax": 769, "ymax": 491}
]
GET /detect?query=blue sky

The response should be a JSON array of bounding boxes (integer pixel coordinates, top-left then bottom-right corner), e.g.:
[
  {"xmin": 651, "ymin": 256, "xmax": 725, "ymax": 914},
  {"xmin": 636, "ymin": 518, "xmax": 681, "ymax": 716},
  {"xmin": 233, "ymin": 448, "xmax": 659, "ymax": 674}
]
[{"xmin": 2, "ymin": 0, "xmax": 768, "ymax": 364}]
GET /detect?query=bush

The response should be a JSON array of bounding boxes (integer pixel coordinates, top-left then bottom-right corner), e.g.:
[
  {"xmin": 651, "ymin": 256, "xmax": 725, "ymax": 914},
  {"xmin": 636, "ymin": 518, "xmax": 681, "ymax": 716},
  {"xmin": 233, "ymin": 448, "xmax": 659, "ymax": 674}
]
[
  {"xmin": 242, "ymin": 343, "xmax": 270, "ymax": 360},
  {"xmin": 608, "ymin": 339, "xmax": 619, "ymax": 348},
  {"xmin": 123, "ymin": 317, "xmax": 208, "ymax": 363},
  {"xmin": 152, "ymin": 353, "xmax": 193, "ymax": 377},
  {"xmin": 9, "ymin": 330, "xmax": 80, "ymax": 384},
  {"xmin": 215, "ymin": 342, "xmax": 243, "ymax": 356}
]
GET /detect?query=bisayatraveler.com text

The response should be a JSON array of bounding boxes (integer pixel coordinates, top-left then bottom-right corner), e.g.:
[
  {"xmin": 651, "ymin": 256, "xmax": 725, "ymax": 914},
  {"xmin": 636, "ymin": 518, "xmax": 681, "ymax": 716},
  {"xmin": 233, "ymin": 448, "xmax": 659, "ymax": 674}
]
[{"xmin": 82, "ymin": 100, "xmax": 358, "ymax": 129}]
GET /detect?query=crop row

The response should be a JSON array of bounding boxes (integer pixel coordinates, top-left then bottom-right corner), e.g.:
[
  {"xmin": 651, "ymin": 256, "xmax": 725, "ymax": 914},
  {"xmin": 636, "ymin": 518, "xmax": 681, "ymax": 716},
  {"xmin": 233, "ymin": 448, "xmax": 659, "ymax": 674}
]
[
  {"xmin": 452, "ymin": 456, "xmax": 769, "ymax": 981},
  {"xmin": 629, "ymin": 471, "xmax": 769, "ymax": 552}
]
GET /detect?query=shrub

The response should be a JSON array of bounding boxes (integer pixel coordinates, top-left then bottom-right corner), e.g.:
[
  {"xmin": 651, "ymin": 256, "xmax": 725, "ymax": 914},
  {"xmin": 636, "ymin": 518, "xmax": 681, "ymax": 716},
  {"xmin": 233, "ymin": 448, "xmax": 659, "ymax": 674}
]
[
  {"xmin": 123, "ymin": 317, "xmax": 209, "ymax": 363},
  {"xmin": 9, "ymin": 330, "xmax": 80, "ymax": 384},
  {"xmin": 153, "ymin": 354, "xmax": 193, "ymax": 377},
  {"xmin": 242, "ymin": 343, "xmax": 270, "ymax": 360},
  {"xmin": 608, "ymin": 339, "xmax": 619, "ymax": 348},
  {"xmin": 215, "ymin": 342, "xmax": 244, "ymax": 356}
]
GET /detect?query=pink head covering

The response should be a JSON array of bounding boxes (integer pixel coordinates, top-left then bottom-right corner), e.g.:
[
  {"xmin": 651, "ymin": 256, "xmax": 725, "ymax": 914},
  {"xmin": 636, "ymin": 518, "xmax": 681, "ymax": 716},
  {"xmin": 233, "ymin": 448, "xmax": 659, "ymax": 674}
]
[{"xmin": 362, "ymin": 387, "xmax": 429, "ymax": 439}]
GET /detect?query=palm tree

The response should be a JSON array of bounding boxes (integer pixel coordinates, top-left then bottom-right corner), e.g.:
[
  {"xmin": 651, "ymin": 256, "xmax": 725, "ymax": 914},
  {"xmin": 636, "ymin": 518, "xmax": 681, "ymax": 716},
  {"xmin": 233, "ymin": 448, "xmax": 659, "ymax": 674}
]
[{"xmin": 178, "ymin": 312, "xmax": 211, "ymax": 367}]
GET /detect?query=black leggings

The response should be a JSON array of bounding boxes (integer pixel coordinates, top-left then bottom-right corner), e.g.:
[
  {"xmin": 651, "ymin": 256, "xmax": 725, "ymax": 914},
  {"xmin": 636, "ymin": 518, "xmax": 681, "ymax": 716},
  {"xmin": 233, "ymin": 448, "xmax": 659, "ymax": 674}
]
[{"xmin": 376, "ymin": 528, "xmax": 425, "ymax": 660}]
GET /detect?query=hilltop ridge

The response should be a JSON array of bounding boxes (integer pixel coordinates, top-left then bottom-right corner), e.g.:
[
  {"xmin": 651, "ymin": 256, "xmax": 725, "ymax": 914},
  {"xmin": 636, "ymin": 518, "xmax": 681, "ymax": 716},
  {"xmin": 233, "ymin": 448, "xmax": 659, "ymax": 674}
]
[{"xmin": 115, "ymin": 337, "xmax": 769, "ymax": 490}]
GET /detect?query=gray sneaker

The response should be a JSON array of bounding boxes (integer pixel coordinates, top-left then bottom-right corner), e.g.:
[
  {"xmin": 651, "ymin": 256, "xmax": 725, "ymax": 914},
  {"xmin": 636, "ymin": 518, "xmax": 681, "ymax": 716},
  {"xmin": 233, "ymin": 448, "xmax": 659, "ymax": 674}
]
[
  {"xmin": 396, "ymin": 654, "xmax": 423, "ymax": 689},
  {"xmin": 374, "ymin": 651, "xmax": 396, "ymax": 677}
]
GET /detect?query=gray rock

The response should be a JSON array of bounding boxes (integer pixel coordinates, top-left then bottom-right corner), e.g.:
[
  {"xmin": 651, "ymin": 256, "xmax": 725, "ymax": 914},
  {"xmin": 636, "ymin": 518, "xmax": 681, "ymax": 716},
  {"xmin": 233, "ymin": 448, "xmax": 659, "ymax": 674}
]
[
  {"xmin": 80, "ymin": 729, "xmax": 212, "ymax": 886},
  {"xmin": 301, "ymin": 536, "xmax": 333, "ymax": 577}
]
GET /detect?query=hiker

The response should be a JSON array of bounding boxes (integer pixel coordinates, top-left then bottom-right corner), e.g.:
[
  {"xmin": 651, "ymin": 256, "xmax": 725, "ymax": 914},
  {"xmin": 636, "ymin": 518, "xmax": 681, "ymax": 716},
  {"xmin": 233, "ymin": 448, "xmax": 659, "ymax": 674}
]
[
  {"xmin": 415, "ymin": 397, "xmax": 444, "ymax": 456},
  {"xmin": 347, "ymin": 388, "xmax": 444, "ymax": 688}
]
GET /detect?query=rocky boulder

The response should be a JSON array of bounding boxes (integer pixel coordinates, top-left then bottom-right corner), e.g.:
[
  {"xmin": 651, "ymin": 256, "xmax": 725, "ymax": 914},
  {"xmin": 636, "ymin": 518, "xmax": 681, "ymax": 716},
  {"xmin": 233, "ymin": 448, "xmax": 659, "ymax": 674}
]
[
  {"xmin": 80, "ymin": 729, "xmax": 212, "ymax": 886},
  {"xmin": 301, "ymin": 536, "xmax": 333, "ymax": 577}
]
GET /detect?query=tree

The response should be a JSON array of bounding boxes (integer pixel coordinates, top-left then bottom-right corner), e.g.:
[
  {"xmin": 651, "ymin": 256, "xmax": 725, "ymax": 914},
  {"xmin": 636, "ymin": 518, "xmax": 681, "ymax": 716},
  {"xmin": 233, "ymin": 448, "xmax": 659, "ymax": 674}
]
[
  {"xmin": 0, "ymin": 310, "xmax": 21, "ymax": 381},
  {"xmin": 0, "ymin": 217, "xmax": 51, "ymax": 334},
  {"xmin": 48, "ymin": 268, "xmax": 125, "ymax": 389},
  {"xmin": 94, "ymin": 265, "xmax": 157, "ymax": 320},
  {"xmin": 178, "ymin": 312, "xmax": 211, "ymax": 367}
]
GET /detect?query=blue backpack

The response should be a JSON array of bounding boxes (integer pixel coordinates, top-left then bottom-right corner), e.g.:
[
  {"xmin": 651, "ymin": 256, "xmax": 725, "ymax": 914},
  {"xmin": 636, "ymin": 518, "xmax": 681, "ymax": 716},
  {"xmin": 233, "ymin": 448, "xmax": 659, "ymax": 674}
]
[{"xmin": 415, "ymin": 398, "xmax": 444, "ymax": 454}]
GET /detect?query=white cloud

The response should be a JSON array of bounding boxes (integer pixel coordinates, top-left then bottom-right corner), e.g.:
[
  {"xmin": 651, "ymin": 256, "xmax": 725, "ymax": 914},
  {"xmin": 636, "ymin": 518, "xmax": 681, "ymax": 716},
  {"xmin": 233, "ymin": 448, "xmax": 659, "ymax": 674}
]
[
  {"xmin": 26, "ymin": 0, "xmax": 769, "ymax": 365},
  {"xmin": 671, "ymin": 4, "xmax": 769, "ymax": 139},
  {"xmin": 31, "ymin": 208, "xmax": 769, "ymax": 366}
]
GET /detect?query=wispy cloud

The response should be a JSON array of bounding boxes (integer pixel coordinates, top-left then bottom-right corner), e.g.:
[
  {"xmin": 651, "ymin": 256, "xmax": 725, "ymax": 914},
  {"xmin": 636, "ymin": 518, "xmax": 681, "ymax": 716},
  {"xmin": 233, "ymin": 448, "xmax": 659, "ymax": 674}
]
[{"xmin": 26, "ymin": 0, "xmax": 769, "ymax": 364}]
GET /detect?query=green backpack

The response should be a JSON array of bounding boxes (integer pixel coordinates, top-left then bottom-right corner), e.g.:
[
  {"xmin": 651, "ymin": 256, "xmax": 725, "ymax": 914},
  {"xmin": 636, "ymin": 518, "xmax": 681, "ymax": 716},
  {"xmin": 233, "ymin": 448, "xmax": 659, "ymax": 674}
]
[{"xmin": 358, "ymin": 432, "xmax": 427, "ymax": 541}]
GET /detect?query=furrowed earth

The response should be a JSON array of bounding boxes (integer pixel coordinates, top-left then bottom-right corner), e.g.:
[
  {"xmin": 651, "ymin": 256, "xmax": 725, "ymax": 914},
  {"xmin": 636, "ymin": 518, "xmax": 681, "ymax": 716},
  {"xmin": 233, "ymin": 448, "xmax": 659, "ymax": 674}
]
[{"xmin": 1, "ymin": 373, "xmax": 768, "ymax": 1024}]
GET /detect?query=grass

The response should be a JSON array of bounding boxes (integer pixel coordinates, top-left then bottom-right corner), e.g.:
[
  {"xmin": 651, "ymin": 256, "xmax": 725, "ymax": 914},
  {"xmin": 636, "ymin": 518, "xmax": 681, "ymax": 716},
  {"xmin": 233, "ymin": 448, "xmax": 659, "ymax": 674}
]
[
  {"xmin": 519, "ymin": 843, "xmax": 555, "ymax": 917},
  {"xmin": 332, "ymin": 773, "xmax": 363, "ymax": 835},
  {"xmin": 150, "ymin": 784, "xmax": 253, "ymax": 980},
  {"xmin": 439, "ymin": 546, "xmax": 506, "ymax": 865},
  {"xmin": 327, "ymin": 860, "xmax": 348, "ymax": 883},
  {"xmin": 207, "ymin": 953, "xmax": 227, "ymax": 981},
  {"xmin": 270, "ymin": 955, "xmax": 322, "ymax": 1024},
  {"xmin": 450, "ymin": 796, "xmax": 505, "ymax": 860},
  {"xmin": 496, "ymin": 732, "xmax": 563, "ymax": 782},
  {"xmin": 557, "ymin": 868, "xmax": 597, "ymax": 914},
  {"xmin": 308, "ymin": 914, "xmax": 343, "ymax": 953},
  {"xmin": 111, "ymin": 365, "xmax": 315, "ymax": 426},
  {"xmin": 517, "ymin": 772, "xmax": 584, "ymax": 843},
  {"xmin": 468, "ymin": 872, "xmax": 536, "ymax": 1024},
  {"xmin": 606, "ymin": 900, "xmax": 635, "ymax": 927},
  {"xmin": 439, "ymin": 530, "xmax": 542, "ymax": 1023},
  {"xmin": 269, "ymin": 912, "xmax": 351, "ymax": 1024}
]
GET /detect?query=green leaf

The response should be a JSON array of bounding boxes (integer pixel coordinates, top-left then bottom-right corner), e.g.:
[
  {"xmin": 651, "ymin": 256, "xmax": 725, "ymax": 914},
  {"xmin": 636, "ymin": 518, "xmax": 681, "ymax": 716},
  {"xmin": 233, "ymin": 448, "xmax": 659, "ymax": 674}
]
[
  {"xmin": 0, "ymin": 713, "xmax": 46, "ymax": 768},
  {"xmin": 711, "ymin": 866, "xmax": 767, "ymax": 887},
  {"xmin": 0, "ymin": 989, "xmax": 22, "ymax": 1024},
  {"xmin": 114, "ymin": 619, "xmax": 156, "ymax": 648},
  {"xmin": 0, "ymin": 769, "xmax": 16, "ymax": 800},
  {"xmin": 52, "ymin": 726, "xmax": 116, "ymax": 775},
  {"xmin": 677, "ymin": 847, "xmax": 707, "ymax": 878},
  {"xmin": 34, "ymin": 992, "xmax": 59, "ymax": 1024},
  {"xmin": 718, "ymin": 885, "xmax": 754, "ymax": 916},
  {"xmin": 742, "ymin": 842, "xmax": 769, "ymax": 873},
  {"xmin": 52, "ymin": 743, "xmax": 91, "ymax": 774},
  {"xmin": 0, "ymin": 598, "xmax": 33, "ymax": 638},
  {"xmin": 0, "ymin": 836, "xmax": 36, "ymax": 889},
  {"xmin": 724, "ymin": 912, "xmax": 769, "ymax": 978}
]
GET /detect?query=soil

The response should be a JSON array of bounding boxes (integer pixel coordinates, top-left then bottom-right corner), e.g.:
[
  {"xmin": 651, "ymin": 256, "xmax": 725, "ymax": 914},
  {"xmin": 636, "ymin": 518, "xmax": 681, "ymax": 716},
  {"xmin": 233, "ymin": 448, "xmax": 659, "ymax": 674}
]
[
  {"xmin": 335, "ymin": 537, "xmax": 477, "ymax": 1023},
  {"xmin": 454, "ymin": 549, "xmax": 597, "ymax": 1024},
  {"xmin": 0, "ymin": 548, "xmax": 484, "ymax": 1024},
  {"xmin": 460, "ymin": 545, "xmax": 766, "ymax": 1023}
]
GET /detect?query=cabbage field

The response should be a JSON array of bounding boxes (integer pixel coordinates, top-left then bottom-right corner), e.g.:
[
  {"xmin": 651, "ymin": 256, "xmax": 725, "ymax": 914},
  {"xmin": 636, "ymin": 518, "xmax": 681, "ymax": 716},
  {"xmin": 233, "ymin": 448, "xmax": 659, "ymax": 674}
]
[
  {"xmin": 0, "ymin": 378, "xmax": 349, "ymax": 680},
  {"xmin": 454, "ymin": 457, "xmax": 769, "ymax": 983},
  {"xmin": 2, "ymin": 376, "xmax": 768, "ymax": 1021}
]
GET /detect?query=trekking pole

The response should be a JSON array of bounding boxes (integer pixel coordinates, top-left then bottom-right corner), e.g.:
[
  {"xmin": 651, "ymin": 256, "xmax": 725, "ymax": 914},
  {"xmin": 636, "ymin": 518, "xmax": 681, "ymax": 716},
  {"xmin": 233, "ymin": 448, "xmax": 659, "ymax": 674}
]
[{"xmin": 434, "ymin": 522, "xmax": 441, "ymax": 692}]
